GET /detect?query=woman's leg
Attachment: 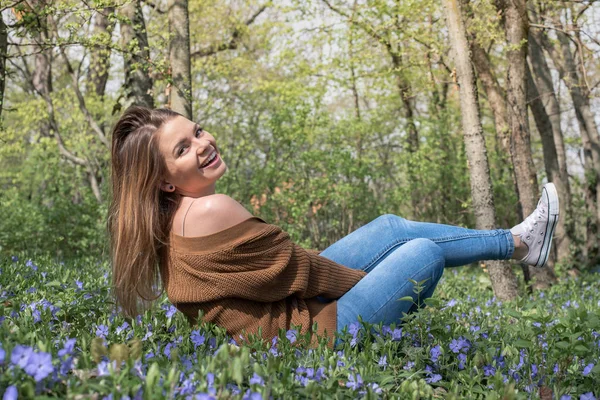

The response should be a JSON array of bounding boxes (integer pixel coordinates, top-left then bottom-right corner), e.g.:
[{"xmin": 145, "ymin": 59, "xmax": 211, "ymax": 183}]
[
  {"xmin": 319, "ymin": 214, "xmax": 514, "ymax": 271},
  {"xmin": 333, "ymin": 238, "xmax": 445, "ymax": 344}
]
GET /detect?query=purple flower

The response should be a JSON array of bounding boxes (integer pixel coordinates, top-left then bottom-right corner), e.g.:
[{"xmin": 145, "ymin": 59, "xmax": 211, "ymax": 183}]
[
  {"xmin": 191, "ymin": 330, "xmax": 205, "ymax": 347},
  {"xmin": 116, "ymin": 322, "xmax": 130, "ymax": 335},
  {"xmin": 10, "ymin": 345, "xmax": 33, "ymax": 368},
  {"xmin": 3, "ymin": 385, "xmax": 18, "ymax": 400},
  {"xmin": 561, "ymin": 395, "xmax": 572, "ymax": 400},
  {"xmin": 58, "ymin": 338, "xmax": 77, "ymax": 358},
  {"xmin": 426, "ymin": 373, "xmax": 442, "ymax": 384},
  {"xmin": 0, "ymin": 346, "xmax": 5, "ymax": 364},
  {"xmin": 391, "ymin": 328, "xmax": 402, "ymax": 341},
  {"xmin": 165, "ymin": 305, "xmax": 177, "ymax": 319},
  {"xmin": 95, "ymin": 324, "xmax": 109, "ymax": 338},
  {"xmin": 446, "ymin": 299, "xmax": 457, "ymax": 307},
  {"xmin": 346, "ymin": 373, "xmax": 363, "ymax": 390},
  {"xmin": 59, "ymin": 357, "xmax": 73, "ymax": 375},
  {"xmin": 583, "ymin": 363, "xmax": 594, "ymax": 376},
  {"xmin": 242, "ymin": 392, "xmax": 262, "ymax": 400},
  {"xmin": 249, "ymin": 372, "xmax": 264, "ymax": 386},
  {"xmin": 286, "ymin": 329, "xmax": 297, "ymax": 344},
  {"xmin": 430, "ymin": 345, "xmax": 441, "ymax": 362},
  {"xmin": 75, "ymin": 280, "xmax": 83, "ymax": 290},
  {"xmin": 11, "ymin": 256, "xmax": 18, "ymax": 262},
  {"xmin": 458, "ymin": 353, "xmax": 467, "ymax": 370},
  {"xmin": 404, "ymin": 361, "xmax": 415, "ymax": 370},
  {"xmin": 483, "ymin": 365, "xmax": 496, "ymax": 376},
  {"xmin": 580, "ymin": 393, "xmax": 596, "ymax": 400},
  {"xmin": 24, "ymin": 352, "xmax": 54, "ymax": 382},
  {"xmin": 378, "ymin": 355, "xmax": 388, "ymax": 368},
  {"xmin": 26, "ymin": 259, "xmax": 37, "ymax": 271}
]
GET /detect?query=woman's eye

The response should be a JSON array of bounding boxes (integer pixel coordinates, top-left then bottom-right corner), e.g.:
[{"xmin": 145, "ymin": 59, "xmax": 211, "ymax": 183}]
[
  {"xmin": 178, "ymin": 146, "xmax": 187, "ymax": 157},
  {"xmin": 195, "ymin": 127, "xmax": 203, "ymax": 137}
]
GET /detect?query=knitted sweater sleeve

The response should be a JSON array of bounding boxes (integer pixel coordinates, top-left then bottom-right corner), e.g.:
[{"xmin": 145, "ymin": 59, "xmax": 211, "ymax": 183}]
[{"xmin": 171, "ymin": 225, "xmax": 367, "ymax": 304}]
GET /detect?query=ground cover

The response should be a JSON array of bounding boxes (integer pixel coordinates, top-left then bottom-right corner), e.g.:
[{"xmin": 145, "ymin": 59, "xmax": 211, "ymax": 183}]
[{"xmin": 0, "ymin": 256, "xmax": 599, "ymax": 399}]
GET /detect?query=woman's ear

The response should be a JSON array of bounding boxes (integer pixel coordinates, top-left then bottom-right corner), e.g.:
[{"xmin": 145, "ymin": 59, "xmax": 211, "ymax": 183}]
[{"xmin": 160, "ymin": 182, "xmax": 176, "ymax": 193}]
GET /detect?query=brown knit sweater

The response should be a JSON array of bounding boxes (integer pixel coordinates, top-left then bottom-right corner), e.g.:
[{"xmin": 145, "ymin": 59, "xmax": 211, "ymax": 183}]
[{"xmin": 161, "ymin": 217, "xmax": 367, "ymax": 350}]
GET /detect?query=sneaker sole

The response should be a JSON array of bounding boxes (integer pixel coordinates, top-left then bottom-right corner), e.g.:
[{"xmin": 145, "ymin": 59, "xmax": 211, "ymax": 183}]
[{"xmin": 535, "ymin": 182, "xmax": 559, "ymax": 268}]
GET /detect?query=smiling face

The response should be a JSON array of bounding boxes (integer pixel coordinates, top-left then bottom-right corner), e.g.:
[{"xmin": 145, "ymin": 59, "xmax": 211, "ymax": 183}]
[{"xmin": 157, "ymin": 115, "xmax": 227, "ymax": 197}]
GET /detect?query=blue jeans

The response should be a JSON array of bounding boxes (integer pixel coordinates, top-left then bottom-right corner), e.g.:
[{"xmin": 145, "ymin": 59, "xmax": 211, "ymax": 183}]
[{"xmin": 316, "ymin": 214, "xmax": 514, "ymax": 345}]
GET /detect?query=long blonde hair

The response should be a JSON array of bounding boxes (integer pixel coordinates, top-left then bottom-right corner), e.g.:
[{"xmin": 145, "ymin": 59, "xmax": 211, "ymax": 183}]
[{"xmin": 108, "ymin": 106, "xmax": 181, "ymax": 317}]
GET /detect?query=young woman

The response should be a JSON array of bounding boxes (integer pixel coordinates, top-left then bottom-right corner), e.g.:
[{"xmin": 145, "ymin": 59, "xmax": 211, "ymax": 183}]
[{"xmin": 108, "ymin": 106, "xmax": 559, "ymax": 349}]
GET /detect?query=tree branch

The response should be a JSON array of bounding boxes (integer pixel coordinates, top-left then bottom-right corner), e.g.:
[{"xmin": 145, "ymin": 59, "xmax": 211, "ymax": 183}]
[{"xmin": 191, "ymin": 4, "xmax": 268, "ymax": 58}]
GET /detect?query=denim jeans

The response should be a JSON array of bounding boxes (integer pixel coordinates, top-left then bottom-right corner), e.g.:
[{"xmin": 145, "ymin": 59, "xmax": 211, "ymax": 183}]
[{"xmin": 316, "ymin": 214, "xmax": 514, "ymax": 345}]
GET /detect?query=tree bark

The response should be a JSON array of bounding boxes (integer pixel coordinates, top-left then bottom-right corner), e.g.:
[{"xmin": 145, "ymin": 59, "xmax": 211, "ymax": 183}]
[
  {"xmin": 500, "ymin": 0, "xmax": 556, "ymax": 288},
  {"xmin": 444, "ymin": 0, "xmax": 519, "ymax": 301},
  {"xmin": 167, "ymin": 0, "xmax": 192, "ymax": 119},
  {"xmin": 86, "ymin": 7, "xmax": 115, "ymax": 97},
  {"xmin": 120, "ymin": 0, "xmax": 154, "ymax": 108},
  {"xmin": 525, "ymin": 64, "xmax": 569, "ymax": 266},
  {"xmin": 0, "ymin": 15, "xmax": 7, "ymax": 122},
  {"xmin": 540, "ymin": 24, "xmax": 600, "ymax": 263},
  {"xmin": 527, "ymin": 30, "xmax": 573, "ymax": 264},
  {"xmin": 470, "ymin": 42, "xmax": 510, "ymax": 155}
]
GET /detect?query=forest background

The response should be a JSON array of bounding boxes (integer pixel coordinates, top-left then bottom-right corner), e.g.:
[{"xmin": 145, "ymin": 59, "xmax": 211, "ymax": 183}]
[{"xmin": 0, "ymin": 0, "xmax": 598, "ymax": 301}]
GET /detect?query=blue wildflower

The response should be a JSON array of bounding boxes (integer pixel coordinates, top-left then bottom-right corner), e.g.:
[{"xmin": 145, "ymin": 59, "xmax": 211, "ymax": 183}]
[
  {"xmin": 165, "ymin": 305, "xmax": 177, "ymax": 318},
  {"xmin": 426, "ymin": 373, "xmax": 442, "ymax": 384},
  {"xmin": 10, "ymin": 345, "xmax": 33, "ymax": 368},
  {"xmin": 458, "ymin": 353, "xmax": 467, "ymax": 370},
  {"xmin": 560, "ymin": 395, "xmax": 571, "ymax": 400},
  {"xmin": 75, "ymin": 280, "xmax": 83, "ymax": 290},
  {"xmin": 286, "ymin": 329, "xmax": 297, "ymax": 344},
  {"xmin": 430, "ymin": 345, "xmax": 441, "ymax": 362},
  {"xmin": 404, "ymin": 361, "xmax": 415, "ymax": 370},
  {"xmin": 58, "ymin": 338, "xmax": 77, "ymax": 358},
  {"xmin": 378, "ymin": 354, "xmax": 388, "ymax": 368},
  {"xmin": 95, "ymin": 324, "xmax": 109, "ymax": 338},
  {"xmin": 391, "ymin": 328, "xmax": 402, "ymax": 341},
  {"xmin": 483, "ymin": 365, "xmax": 496, "ymax": 376},
  {"xmin": 191, "ymin": 330, "xmax": 205, "ymax": 347},
  {"xmin": 116, "ymin": 322, "xmax": 130, "ymax": 335},
  {"xmin": 583, "ymin": 363, "xmax": 594, "ymax": 376},
  {"xmin": 249, "ymin": 372, "xmax": 264, "ymax": 386},
  {"xmin": 11, "ymin": 256, "xmax": 18, "ymax": 262},
  {"xmin": 0, "ymin": 346, "xmax": 4, "ymax": 364},
  {"xmin": 24, "ymin": 351, "xmax": 54, "ymax": 382},
  {"xmin": 346, "ymin": 373, "xmax": 363, "ymax": 390},
  {"xmin": 3, "ymin": 385, "xmax": 18, "ymax": 400},
  {"xmin": 26, "ymin": 259, "xmax": 37, "ymax": 271},
  {"xmin": 580, "ymin": 393, "xmax": 596, "ymax": 400}
]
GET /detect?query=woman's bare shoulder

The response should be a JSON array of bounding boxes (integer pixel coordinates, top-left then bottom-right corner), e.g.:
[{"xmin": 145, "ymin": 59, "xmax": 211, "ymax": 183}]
[{"xmin": 174, "ymin": 194, "xmax": 255, "ymax": 237}]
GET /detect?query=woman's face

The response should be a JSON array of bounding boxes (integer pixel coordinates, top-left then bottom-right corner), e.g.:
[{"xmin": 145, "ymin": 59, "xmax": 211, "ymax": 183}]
[{"xmin": 157, "ymin": 115, "xmax": 227, "ymax": 197}]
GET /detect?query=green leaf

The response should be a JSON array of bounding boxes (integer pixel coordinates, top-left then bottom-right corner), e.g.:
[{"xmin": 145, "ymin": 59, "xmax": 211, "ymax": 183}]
[
  {"xmin": 513, "ymin": 339, "xmax": 532, "ymax": 348},
  {"xmin": 397, "ymin": 296, "xmax": 415, "ymax": 303}
]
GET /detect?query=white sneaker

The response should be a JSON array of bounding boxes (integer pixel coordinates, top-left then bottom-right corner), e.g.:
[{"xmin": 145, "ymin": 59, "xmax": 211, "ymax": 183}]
[{"xmin": 510, "ymin": 183, "xmax": 560, "ymax": 268}]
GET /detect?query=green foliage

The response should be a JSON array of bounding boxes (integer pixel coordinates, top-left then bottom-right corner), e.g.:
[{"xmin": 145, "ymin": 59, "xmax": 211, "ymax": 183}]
[{"xmin": 1, "ymin": 257, "xmax": 599, "ymax": 398}]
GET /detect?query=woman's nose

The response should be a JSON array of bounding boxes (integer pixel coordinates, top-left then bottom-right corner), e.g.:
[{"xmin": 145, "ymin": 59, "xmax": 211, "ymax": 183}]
[{"xmin": 195, "ymin": 139, "xmax": 211, "ymax": 155}]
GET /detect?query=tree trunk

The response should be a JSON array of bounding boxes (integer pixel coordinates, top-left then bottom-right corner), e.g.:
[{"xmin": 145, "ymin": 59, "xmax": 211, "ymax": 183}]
[
  {"xmin": 470, "ymin": 42, "xmax": 510, "ymax": 155},
  {"xmin": 541, "ymin": 25, "xmax": 600, "ymax": 264},
  {"xmin": 120, "ymin": 0, "xmax": 154, "ymax": 108},
  {"xmin": 528, "ymin": 26, "xmax": 573, "ymax": 263},
  {"xmin": 0, "ymin": 15, "xmax": 7, "ymax": 122},
  {"xmin": 525, "ymin": 64, "xmax": 570, "ymax": 266},
  {"xmin": 391, "ymin": 53, "xmax": 421, "ymax": 218},
  {"xmin": 501, "ymin": 0, "xmax": 556, "ymax": 289},
  {"xmin": 444, "ymin": 0, "xmax": 519, "ymax": 301},
  {"xmin": 86, "ymin": 7, "xmax": 115, "ymax": 97},
  {"xmin": 167, "ymin": 0, "xmax": 192, "ymax": 119}
]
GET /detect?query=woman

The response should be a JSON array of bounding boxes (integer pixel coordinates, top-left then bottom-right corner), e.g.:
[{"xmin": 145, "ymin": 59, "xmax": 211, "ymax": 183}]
[{"xmin": 108, "ymin": 106, "xmax": 559, "ymax": 349}]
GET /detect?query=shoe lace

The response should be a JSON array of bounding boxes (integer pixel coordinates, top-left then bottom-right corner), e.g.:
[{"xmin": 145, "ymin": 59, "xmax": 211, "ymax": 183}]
[{"xmin": 521, "ymin": 202, "xmax": 546, "ymax": 239}]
